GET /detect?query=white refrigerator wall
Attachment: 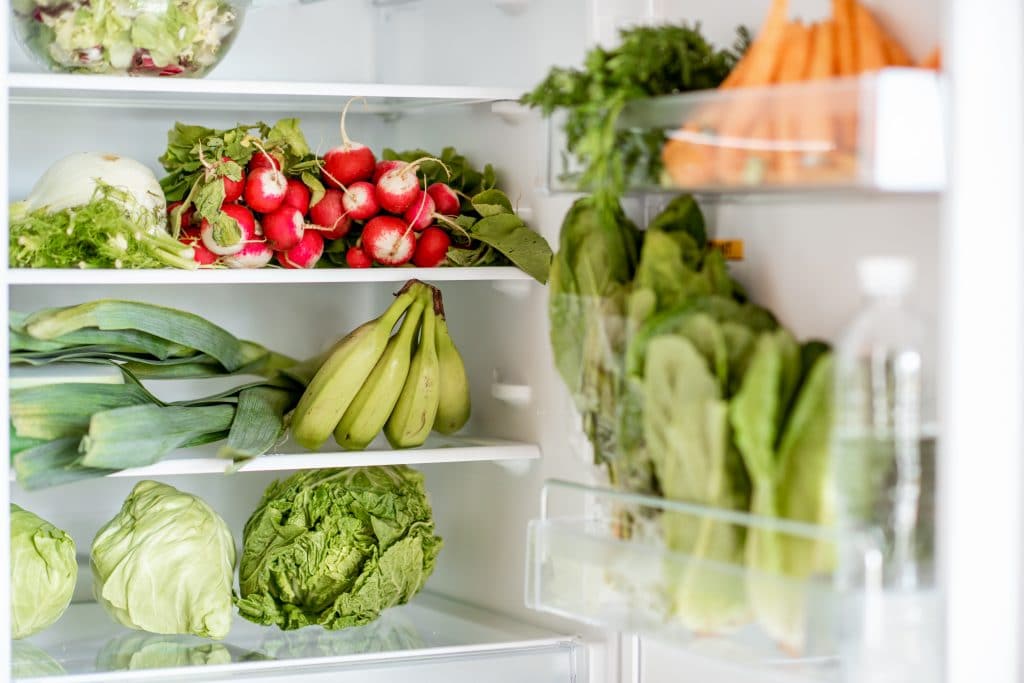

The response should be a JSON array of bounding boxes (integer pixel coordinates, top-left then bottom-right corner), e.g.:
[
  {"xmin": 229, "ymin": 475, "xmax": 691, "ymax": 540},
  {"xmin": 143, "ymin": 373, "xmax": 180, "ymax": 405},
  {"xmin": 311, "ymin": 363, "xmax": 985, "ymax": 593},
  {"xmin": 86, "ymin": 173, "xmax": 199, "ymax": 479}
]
[{"xmin": 6, "ymin": 0, "xmax": 947, "ymax": 682}]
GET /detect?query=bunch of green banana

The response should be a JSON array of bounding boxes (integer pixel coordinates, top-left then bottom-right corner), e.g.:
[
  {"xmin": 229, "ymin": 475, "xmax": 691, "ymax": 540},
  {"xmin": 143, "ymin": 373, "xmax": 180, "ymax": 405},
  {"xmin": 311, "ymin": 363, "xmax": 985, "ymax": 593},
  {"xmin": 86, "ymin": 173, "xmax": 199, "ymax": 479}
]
[{"xmin": 290, "ymin": 280, "xmax": 472, "ymax": 451}]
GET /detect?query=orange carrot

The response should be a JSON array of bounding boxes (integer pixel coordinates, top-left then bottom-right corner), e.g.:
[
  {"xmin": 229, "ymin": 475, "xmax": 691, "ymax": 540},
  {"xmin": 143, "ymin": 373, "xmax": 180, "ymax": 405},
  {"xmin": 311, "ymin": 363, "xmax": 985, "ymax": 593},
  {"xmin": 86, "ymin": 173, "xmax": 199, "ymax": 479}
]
[
  {"xmin": 853, "ymin": 1, "xmax": 887, "ymax": 72},
  {"xmin": 740, "ymin": 0, "xmax": 792, "ymax": 87},
  {"xmin": 720, "ymin": 53, "xmax": 752, "ymax": 89},
  {"xmin": 799, "ymin": 22, "xmax": 838, "ymax": 182},
  {"xmin": 921, "ymin": 46, "xmax": 942, "ymax": 70},
  {"xmin": 882, "ymin": 32, "xmax": 913, "ymax": 66},
  {"xmin": 806, "ymin": 21, "xmax": 837, "ymax": 79},
  {"xmin": 771, "ymin": 22, "xmax": 812, "ymax": 180},
  {"xmin": 776, "ymin": 22, "xmax": 812, "ymax": 83},
  {"xmin": 833, "ymin": 0, "xmax": 857, "ymax": 75}
]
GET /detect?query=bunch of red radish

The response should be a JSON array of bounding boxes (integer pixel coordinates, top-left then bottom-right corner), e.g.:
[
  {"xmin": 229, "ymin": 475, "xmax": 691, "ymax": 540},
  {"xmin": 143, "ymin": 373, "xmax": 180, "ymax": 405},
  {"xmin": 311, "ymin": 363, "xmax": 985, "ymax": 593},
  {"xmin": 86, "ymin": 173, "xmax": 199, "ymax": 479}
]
[{"xmin": 172, "ymin": 103, "xmax": 460, "ymax": 270}]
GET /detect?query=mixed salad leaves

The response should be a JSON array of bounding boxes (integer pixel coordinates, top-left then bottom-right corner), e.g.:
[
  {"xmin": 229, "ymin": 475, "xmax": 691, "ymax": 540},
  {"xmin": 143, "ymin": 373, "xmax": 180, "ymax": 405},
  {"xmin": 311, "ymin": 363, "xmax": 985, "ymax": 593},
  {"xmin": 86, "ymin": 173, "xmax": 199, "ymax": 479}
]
[{"xmin": 12, "ymin": 0, "xmax": 239, "ymax": 76}]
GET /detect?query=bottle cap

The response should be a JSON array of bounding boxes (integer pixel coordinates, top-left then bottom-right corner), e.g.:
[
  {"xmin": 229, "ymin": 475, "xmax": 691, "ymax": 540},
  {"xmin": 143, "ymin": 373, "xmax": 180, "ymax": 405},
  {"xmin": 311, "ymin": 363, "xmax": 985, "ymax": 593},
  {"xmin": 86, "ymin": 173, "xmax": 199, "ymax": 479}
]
[{"xmin": 857, "ymin": 257, "xmax": 914, "ymax": 298}]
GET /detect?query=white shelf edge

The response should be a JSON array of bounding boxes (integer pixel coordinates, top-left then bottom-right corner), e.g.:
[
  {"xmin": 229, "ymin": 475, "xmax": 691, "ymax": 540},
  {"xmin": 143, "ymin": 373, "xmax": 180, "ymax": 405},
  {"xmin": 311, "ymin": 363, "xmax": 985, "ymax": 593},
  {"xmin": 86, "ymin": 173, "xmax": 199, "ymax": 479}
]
[
  {"xmin": 6, "ymin": 439, "xmax": 541, "ymax": 481},
  {"xmin": 6, "ymin": 73, "xmax": 523, "ymax": 109},
  {"xmin": 5, "ymin": 267, "xmax": 535, "ymax": 286}
]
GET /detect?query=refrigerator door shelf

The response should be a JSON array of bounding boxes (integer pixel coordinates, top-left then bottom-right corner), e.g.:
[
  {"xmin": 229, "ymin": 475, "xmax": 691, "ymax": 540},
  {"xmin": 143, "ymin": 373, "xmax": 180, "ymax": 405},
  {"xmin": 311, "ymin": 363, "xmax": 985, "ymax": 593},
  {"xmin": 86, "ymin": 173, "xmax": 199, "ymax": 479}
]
[
  {"xmin": 545, "ymin": 68, "xmax": 945, "ymax": 196},
  {"xmin": 526, "ymin": 480, "xmax": 844, "ymax": 682}
]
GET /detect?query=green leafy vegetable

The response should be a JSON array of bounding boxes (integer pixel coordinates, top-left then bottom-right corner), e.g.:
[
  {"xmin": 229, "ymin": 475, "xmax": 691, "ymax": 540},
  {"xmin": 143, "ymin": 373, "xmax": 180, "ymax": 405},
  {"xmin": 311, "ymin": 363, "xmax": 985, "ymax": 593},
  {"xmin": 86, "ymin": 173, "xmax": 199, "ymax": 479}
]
[
  {"xmin": 471, "ymin": 213, "xmax": 552, "ymax": 283},
  {"xmin": 9, "ymin": 184, "xmax": 196, "ymax": 270},
  {"xmin": 236, "ymin": 467, "xmax": 443, "ymax": 631},
  {"xmin": 730, "ymin": 335, "xmax": 835, "ymax": 652},
  {"xmin": 10, "ymin": 504, "xmax": 77, "ymax": 639},
  {"xmin": 643, "ymin": 335, "xmax": 751, "ymax": 632},
  {"xmin": 91, "ymin": 481, "xmax": 236, "ymax": 639},
  {"xmin": 548, "ymin": 196, "xmax": 641, "ymax": 484},
  {"xmin": 522, "ymin": 24, "xmax": 745, "ymax": 207}
]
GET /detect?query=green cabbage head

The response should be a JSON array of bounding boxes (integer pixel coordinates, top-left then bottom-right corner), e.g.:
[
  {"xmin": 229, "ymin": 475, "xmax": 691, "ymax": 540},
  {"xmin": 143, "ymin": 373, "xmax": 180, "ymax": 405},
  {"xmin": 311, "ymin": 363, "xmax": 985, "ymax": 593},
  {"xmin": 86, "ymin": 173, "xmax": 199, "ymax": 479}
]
[
  {"xmin": 11, "ymin": 504, "xmax": 77, "ymax": 639},
  {"xmin": 91, "ymin": 481, "xmax": 236, "ymax": 639},
  {"xmin": 236, "ymin": 466, "xmax": 443, "ymax": 631}
]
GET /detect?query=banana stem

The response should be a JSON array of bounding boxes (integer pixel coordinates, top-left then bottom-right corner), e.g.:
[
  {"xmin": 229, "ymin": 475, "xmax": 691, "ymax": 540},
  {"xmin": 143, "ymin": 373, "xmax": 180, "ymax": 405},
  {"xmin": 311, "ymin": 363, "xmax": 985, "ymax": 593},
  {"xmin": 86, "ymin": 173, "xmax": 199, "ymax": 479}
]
[
  {"xmin": 432, "ymin": 287, "xmax": 445, "ymax": 318},
  {"xmin": 396, "ymin": 279, "xmax": 423, "ymax": 296}
]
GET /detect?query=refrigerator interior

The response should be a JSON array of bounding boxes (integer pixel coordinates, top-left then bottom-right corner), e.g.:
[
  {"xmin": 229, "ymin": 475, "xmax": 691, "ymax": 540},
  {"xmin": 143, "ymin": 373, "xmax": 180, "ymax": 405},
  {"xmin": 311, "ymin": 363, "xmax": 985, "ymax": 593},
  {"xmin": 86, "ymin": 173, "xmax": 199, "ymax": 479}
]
[{"xmin": 3, "ymin": 0, "xmax": 949, "ymax": 681}]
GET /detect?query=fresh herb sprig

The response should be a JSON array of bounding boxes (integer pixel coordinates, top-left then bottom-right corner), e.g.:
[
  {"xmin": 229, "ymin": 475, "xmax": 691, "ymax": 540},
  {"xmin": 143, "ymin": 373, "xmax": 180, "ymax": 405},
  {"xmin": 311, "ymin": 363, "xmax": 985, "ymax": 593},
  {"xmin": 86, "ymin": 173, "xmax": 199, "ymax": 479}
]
[{"xmin": 522, "ymin": 24, "xmax": 746, "ymax": 209}]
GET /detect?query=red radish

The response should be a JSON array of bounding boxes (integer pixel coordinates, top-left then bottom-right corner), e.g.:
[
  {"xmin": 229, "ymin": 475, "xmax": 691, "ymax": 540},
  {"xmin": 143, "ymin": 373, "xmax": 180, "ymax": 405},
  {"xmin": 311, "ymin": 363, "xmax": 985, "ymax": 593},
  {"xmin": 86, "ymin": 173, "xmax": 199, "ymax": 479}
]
[
  {"xmin": 308, "ymin": 190, "xmax": 352, "ymax": 239},
  {"xmin": 179, "ymin": 226, "xmax": 219, "ymax": 265},
  {"xmin": 373, "ymin": 159, "xmax": 402, "ymax": 184},
  {"xmin": 277, "ymin": 230, "xmax": 324, "ymax": 269},
  {"xmin": 262, "ymin": 206, "xmax": 305, "ymax": 251},
  {"xmin": 413, "ymin": 227, "xmax": 451, "ymax": 267},
  {"xmin": 315, "ymin": 217, "xmax": 352, "ymax": 240},
  {"xmin": 427, "ymin": 182, "xmax": 461, "ymax": 216},
  {"xmin": 224, "ymin": 240, "xmax": 273, "ymax": 268},
  {"xmin": 282, "ymin": 178, "xmax": 311, "ymax": 214},
  {"xmin": 322, "ymin": 98, "xmax": 376, "ymax": 188},
  {"xmin": 200, "ymin": 203, "xmax": 256, "ymax": 256},
  {"xmin": 167, "ymin": 201, "xmax": 195, "ymax": 232},
  {"xmin": 361, "ymin": 215, "xmax": 417, "ymax": 266},
  {"xmin": 248, "ymin": 149, "xmax": 284, "ymax": 173},
  {"xmin": 346, "ymin": 246, "xmax": 373, "ymax": 268},
  {"xmin": 310, "ymin": 189, "xmax": 344, "ymax": 226},
  {"xmin": 244, "ymin": 166, "xmax": 287, "ymax": 213},
  {"xmin": 341, "ymin": 181, "xmax": 379, "ymax": 221},
  {"xmin": 221, "ymin": 156, "xmax": 245, "ymax": 203},
  {"xmin": 375, "ymin": 157, "xmax": 444, "ymax": 214},
  {"xmin": 403, "ymin": 191, "xmax": 436, "ymax": 231}
]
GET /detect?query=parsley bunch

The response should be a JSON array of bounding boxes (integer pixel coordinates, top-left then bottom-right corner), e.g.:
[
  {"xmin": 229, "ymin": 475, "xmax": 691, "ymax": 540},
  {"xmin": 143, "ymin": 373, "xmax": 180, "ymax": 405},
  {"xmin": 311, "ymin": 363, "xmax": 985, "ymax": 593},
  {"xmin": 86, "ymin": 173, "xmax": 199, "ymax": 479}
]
[{"xmin": 522, "ymin": 24, "xmax": 747, "ymax": 209}]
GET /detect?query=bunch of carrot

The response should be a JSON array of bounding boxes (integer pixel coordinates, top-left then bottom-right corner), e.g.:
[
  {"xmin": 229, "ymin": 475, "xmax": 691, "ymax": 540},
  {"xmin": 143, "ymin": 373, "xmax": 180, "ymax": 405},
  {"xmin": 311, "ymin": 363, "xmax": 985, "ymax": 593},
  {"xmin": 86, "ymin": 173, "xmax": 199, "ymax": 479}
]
[{"xmin": 662, "ymin": 0, "xmax": 940, "ymax": 189}]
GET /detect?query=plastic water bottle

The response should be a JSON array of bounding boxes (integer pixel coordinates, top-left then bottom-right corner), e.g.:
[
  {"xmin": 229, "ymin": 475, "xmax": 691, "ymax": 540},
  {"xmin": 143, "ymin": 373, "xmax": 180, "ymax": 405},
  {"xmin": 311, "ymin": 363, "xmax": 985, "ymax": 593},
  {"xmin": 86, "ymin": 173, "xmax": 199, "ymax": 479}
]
[{"xmin": 832, "ymin": 257, "xmax": 940, "ymax": 683}]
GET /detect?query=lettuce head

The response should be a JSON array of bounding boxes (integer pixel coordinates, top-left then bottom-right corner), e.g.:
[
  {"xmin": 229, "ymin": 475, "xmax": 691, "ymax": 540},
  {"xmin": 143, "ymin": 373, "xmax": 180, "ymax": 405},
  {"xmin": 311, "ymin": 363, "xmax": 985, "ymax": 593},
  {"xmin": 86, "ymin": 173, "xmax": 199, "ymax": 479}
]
[
  {"xmin": 236, "ymin": 466, "xmax": 443, "ymax": 631},
  {"xmin": 11, "ymin": 504, "xmax": 77, "ymax": 639}
]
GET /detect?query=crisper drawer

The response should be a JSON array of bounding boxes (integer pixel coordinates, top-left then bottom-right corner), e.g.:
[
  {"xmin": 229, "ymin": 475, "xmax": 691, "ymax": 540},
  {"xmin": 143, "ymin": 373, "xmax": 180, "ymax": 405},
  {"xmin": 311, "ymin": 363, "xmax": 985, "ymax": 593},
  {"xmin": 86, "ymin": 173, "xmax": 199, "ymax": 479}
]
[
  {"xmin": 525, "ymin": 480, "xmax": 844, "ymax": 682},
  {"xmin": 13, "ymin": 593, "xmax": 583, "ymax": 683}
]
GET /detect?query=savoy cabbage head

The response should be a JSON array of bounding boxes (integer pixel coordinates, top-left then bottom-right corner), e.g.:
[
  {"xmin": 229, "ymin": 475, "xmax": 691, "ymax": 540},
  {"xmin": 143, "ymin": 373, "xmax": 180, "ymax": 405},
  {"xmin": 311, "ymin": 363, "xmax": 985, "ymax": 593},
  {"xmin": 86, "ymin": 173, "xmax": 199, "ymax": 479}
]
[{"xmin": 236, "ymin": 466, "xmax": 442, "ymax": 631}]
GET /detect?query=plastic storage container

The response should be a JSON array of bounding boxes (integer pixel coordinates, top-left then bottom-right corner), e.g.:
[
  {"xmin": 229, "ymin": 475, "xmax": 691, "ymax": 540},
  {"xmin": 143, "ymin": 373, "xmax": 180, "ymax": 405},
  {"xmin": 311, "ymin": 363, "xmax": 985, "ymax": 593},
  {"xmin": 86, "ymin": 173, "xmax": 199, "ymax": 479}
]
[{"xmin": 11, "ymin": 0, "xmax": 245, "ymax": 77}]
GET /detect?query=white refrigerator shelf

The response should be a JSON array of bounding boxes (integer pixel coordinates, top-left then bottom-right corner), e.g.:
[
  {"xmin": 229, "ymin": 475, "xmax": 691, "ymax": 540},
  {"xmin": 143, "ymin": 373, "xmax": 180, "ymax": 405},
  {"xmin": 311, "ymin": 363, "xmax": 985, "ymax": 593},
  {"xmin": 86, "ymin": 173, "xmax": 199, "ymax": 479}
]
[{"xmin": 14, "ymin": 592, "xmax": 581, "ymax": 682}]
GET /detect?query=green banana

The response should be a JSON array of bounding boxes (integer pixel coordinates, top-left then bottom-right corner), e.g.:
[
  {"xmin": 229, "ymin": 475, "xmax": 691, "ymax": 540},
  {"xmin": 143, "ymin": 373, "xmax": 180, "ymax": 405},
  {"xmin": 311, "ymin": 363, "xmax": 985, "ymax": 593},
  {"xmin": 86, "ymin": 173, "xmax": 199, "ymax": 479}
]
[
  {"xmin": 334, "ymin": 297, "xmax": 425, "ymax": 450},
  {"xmin": 384, "ymin": 289, "xmax": 440, "ymax": 449},
  {"xmin": 432, "ymin": 289, "xmax": 471, "ymax": 435},
  {"xmin": 291, "ymin": 282, "xmax": 424, "ymax": 450}
]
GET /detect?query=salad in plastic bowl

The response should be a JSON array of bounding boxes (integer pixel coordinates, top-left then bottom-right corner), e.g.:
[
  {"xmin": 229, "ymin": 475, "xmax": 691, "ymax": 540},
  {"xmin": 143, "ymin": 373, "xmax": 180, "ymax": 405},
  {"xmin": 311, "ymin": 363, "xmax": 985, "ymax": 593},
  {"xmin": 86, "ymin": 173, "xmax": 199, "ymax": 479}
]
[{"xmin": 12, "ymin": 0, "xmax": 245, "ymax": 77}]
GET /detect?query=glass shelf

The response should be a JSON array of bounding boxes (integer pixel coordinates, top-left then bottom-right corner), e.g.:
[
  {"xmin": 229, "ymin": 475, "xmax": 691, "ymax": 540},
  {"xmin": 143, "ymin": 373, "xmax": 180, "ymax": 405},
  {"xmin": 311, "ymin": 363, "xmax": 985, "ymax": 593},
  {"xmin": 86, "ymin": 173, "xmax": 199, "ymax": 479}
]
[
  {"xmin": 526, "ymin": 480, "xmax": 844, "ymax": 681},
  {"xmin": 13, "ymin": 592, "xmax": 581, "ymax": 682},
  {"xmin": 546, "ymin": 69, "xmax": 945, "ymax": 196}
]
